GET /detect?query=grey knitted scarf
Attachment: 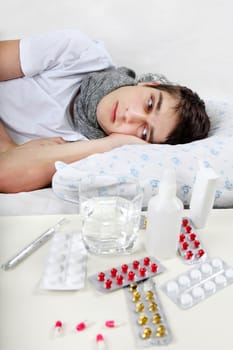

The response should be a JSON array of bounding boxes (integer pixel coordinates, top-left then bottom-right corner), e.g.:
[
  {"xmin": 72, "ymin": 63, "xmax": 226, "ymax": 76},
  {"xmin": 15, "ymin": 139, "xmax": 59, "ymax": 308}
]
[{"xmin": 73, "ymin": 67, "xmax": 169, "ymax": 139}]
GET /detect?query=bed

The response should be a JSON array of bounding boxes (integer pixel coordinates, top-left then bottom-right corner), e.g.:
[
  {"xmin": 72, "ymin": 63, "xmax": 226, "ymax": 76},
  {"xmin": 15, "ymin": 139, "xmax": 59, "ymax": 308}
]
[
  {"xmin": 1, "ymin": 0, "xmax": 233, "ymax": 216},
  {"xmin": 1, "ymin": 98, "xmax": 232, "ymax": 215}
]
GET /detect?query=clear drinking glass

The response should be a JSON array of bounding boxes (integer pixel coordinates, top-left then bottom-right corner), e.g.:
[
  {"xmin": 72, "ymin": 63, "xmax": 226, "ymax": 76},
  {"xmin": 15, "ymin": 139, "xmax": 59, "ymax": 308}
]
[{"xmin": 79, "ymin": 176, "xmax": 143, "ymax": 255}]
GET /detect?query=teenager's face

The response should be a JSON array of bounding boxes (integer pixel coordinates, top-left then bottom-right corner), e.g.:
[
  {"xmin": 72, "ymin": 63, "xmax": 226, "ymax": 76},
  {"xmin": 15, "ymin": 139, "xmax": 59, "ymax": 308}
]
[{"xmin": 96, "ymin": 84, "xmax": 180, "ymax": 143}]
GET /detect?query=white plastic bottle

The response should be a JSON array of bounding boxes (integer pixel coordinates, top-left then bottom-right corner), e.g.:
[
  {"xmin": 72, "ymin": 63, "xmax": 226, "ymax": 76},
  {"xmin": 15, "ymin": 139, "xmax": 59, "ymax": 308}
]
[
  {"xmin": 189, "ymin": 162, "xmax": 219, "ymax": 229},
  {"xmin": 145, "ymin": 168, "xmax": 183, "ymax": 259}
]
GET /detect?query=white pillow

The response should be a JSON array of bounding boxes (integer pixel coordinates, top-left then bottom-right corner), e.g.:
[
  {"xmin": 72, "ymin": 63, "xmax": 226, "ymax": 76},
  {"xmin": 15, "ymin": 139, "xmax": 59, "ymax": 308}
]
[{"xmin": 52, "ymin": 99, "xmax": 233, "ymax": 208}]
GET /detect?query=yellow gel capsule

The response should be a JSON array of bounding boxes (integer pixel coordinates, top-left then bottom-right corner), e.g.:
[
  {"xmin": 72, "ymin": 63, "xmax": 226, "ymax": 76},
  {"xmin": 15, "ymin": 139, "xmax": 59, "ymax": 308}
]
[
  {"xmin": 148, "ymin": 301, "xmax": 158, "ymax": 312},
  {"xmin": 152, "ymin": 313, "xmax": 161, "ymax": 324},
  {"xmin": 138, "ymin": 315, "xmax": 148, "ymax": 325},
  {"xmin": 129, "ymin": 283, "xmax": 138, "ymax": 292},
  {"xmin": 132, "ymin": 291, "xmax": 141, "ymax": 302},
  {"xmin": 145, "ymin": 290, "xmax": 154, "ymax": 300},
  {"xmin": 141, "ymin": 327, "xmax": 152, "ymax": 339},
  {"xmin": 156, "ymin": 325, "xmax": 166, "ymax": 337},
  {"xmin": 136, "ymin": 302, "xmax": 145, "ymax": 312}
]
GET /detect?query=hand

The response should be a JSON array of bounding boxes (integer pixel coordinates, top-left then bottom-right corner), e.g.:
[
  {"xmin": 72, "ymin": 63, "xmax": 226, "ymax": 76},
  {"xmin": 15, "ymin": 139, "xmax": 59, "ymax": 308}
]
[{"xmin": 107, "ymin": 133, "xmax": 148, "ymax": 148}]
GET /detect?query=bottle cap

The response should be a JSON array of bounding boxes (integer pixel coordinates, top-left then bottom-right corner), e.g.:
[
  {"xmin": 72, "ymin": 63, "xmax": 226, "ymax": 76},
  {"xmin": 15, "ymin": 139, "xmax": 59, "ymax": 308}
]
[{"xmin": 159, "ymin": 168, "xmax": 177, "ymax": 197}]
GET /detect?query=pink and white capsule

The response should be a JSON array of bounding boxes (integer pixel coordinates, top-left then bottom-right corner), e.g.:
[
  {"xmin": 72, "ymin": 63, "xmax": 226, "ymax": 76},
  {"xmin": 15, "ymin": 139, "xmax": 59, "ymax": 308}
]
[
  {"xmin": 76, "ymin": 321, "xmax": 90, "ymax": 331},
  {"xmin": 54, "ymin": 320, "xmax": 63, "ymax": 336},
  {"xmin": 105, "ymin": 320, "xmax": 121, "ymax": 328},
  {"xmin": 96, "ymin": 333, "xmax": 106, "ymax": 350}
]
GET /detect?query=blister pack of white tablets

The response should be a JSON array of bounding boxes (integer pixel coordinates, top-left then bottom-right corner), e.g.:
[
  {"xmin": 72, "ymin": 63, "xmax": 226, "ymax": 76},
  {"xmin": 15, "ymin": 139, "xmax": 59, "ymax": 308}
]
[
  {"xmin": 89, "ymin": 256, "xmax": 165, "ymax": 293},
  {"xmin": 125, "ymin": 279, "xmax": 172, "ymax": 346},
  {"xmin": 161, "ymin": 257, "xmax": 233, "ymax": 309},
  {"xmin": 177, "ymin": 217, "xmax": 208, "ymax": 264},
  {"xmin": 40, "ymin": 232, "xmax": 87, "ymax": 290}
]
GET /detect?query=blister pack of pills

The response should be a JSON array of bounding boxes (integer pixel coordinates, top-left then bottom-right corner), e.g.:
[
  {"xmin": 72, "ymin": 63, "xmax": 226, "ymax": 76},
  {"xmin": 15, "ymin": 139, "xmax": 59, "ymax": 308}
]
[
  {"xmin": 177, "ymin": 217, "xmax": 208, "ymax": 264},
  {"xmin": 125, "ymin": 279, "xmax": 172, "ymax": 346},
  {"xmin": 89, "ymin": 256, "xmax": 165, "ymax": 293},
  {"xmin": 161, "ymin": 257, "xmax": 233, "ymax": 309},
  {"xmin": 40, "ymin": 232, "xmax": 87, "ymax": 290}
]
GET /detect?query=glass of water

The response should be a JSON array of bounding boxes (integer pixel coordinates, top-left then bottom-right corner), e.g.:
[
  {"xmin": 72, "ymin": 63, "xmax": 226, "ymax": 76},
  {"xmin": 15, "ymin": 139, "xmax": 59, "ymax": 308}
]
[{"xmin": 79, "ymin": 176, "xmax": 143, "ymax": 255}]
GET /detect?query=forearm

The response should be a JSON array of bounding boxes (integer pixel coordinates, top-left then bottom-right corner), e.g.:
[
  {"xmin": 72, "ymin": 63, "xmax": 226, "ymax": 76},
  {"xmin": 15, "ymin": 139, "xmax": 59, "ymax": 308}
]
[{"xmin": 0, "ymin": 135, "xmax": 137, "ymax": 193}]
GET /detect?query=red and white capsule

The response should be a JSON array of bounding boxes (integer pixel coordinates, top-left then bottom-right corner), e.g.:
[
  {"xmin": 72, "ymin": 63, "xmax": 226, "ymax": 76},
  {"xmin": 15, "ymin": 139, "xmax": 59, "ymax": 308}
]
[
  {"xmin": 105, "ymin": 319, "xmax": 121, "ymax": 328},
  {"xmin": 96, "ymin": 333, "xmax": 106, "ymax": 350},
  {"xmin": 54, "ymin": 320, "xmax": 63, "ymax": 336},
  {"xmin": 75, "ymin": 321, "xmax": 90, "ymax": 332}
]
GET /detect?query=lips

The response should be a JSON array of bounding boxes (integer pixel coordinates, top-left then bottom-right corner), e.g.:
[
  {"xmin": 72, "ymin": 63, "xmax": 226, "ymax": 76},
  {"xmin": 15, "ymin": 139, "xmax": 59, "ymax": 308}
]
[{"xmin": 111, "ymin": 101, "xmax": 118, "ymax": 123}]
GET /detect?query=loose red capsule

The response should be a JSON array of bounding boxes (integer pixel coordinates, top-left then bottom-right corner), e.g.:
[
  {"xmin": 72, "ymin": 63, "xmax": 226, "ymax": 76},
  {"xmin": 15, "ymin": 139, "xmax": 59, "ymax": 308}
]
[
  {"xmin": 54, "ymin": 320, "xmax": 63, "ymax": 336},
  {"xmin": 105, "ymin": 320, "xmax": 121, "ymax": 328},
  {"xmin": 185, "ymin": 225, "xmax": 192, "ymax": 233},
  {"xmin": 182, "ymin": 218, "xmax": 189, "ymax": 227},
  {"xmin": 55, "ymin": 320, "xmax": 62, "ymax": 328},
  {"xmin": 76, "ymin": 322, "xmax": 87, "ymax": 331}
]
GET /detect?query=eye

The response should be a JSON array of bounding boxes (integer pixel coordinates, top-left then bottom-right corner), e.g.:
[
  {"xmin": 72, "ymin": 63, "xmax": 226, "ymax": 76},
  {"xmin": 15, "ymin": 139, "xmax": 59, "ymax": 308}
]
[
  {"xmin": 141, "ymin": 126, "xmax": 148, "ymax": 140},
  {"xmin": 147, "ymin": 96, "xmax": 154, "ymax": 111}
]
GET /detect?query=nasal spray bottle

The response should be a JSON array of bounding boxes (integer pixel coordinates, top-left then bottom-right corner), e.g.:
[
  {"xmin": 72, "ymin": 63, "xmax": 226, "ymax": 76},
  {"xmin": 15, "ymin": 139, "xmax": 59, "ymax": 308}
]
[
  {"xmin": 189, "ymin": 161, "xmax": 219, "ymax": 229},
  {"xmin": 145, "ymin": 168, "xmax": 183, "ymax": 259}
]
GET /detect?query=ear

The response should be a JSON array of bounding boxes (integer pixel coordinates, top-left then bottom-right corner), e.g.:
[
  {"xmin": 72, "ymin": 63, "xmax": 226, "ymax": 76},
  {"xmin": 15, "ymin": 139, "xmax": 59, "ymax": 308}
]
[{"xmin": 137, "ymin": 81, "xmax": 161, "ymax": 87}]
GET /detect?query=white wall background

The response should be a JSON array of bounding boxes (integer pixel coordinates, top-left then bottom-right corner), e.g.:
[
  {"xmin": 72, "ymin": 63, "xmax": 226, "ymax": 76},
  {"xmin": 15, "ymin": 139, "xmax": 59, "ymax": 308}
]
[{"xmin": 1, "ymin": 0, "xmax": 233, "ymax": 100}]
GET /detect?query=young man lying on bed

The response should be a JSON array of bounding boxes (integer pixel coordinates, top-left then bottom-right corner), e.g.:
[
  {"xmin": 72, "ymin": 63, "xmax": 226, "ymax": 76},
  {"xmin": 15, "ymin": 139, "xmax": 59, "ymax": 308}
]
[{"xmin": 0, "ymin": 29, "xmax": 210, "ymax": 193}]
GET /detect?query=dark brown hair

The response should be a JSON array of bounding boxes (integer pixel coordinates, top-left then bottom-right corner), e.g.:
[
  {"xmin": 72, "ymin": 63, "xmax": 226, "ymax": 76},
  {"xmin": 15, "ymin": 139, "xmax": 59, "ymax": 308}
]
[{"xmin": 151, "ymin": 84, "xmax": 210, "ymax": 145}]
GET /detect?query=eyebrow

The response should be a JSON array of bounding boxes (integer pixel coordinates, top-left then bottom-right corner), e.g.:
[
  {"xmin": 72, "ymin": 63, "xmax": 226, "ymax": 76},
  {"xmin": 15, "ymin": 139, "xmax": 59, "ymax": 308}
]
[
  {"xmin": 149, "ymin": 92, "xmax": 163, "ymax": 143},
  {"xmin": 156, "ymin": 91, "xmax": 163, "ymax": 112}
]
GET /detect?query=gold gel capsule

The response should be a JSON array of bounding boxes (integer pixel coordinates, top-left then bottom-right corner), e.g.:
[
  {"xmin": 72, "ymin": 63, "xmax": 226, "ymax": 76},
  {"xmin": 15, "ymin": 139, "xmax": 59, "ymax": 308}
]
[
  {"xmin": 138, "ymin": 315, "xmax": 148, "ymax": 325},
  {"xmin": 136, "ymin": 302, "xmax": 145, "ymax": 312},
  {"xmin": 156, "ymin": 325, "xmax": 166, "ymax": 337},
  {"xmin": 148, "ymin": 301, "xmax": 158, "ymax": 312},
  {"xmin": 152, "ymin": 313, "xmax": 161, "ymax": 324},
  {"xmin": 129, "ymin": 283, "xmax": 138, "ymax": 292},
  {"xmin": 132, "ymin": 291, "xmax": 141, "ymax": 302},
  {"xmin": 141, "ymin": 327, "xmax": 152, "ymax": 339},
  {"xmin": 145, "ymin": 290, "xmax": 154, "ymax": 300}
]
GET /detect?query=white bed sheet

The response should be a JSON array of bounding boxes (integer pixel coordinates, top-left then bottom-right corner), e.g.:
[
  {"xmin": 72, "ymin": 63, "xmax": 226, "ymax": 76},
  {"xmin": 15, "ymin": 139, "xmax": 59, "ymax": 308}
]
[{"xmin": 0, "ymin": 188, "xmax": 77, "ymax": 216}]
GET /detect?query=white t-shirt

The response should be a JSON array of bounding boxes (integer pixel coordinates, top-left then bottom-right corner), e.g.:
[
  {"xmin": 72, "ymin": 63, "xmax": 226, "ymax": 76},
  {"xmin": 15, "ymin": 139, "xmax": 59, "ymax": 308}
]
[{"xmin": 0, "ymin": 29, "xmax": 114, "ymax": 144}]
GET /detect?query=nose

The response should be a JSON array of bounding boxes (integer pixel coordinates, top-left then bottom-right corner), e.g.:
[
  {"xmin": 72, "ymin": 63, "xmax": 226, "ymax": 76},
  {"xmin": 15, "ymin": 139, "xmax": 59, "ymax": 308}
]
[{"xmin": 123, "ymin": 108, "xmax": 147, "ymax": 124}]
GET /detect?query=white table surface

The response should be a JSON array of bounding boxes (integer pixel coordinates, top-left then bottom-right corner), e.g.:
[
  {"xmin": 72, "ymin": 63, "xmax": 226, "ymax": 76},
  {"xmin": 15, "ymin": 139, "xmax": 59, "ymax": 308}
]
[{"xmin": 0, "ymin": 209, "xmax": 233, "ymax": 350}]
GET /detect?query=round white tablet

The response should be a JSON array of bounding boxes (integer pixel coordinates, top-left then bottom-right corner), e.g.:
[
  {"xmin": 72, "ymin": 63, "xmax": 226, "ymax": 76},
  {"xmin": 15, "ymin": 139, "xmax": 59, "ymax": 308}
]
[
  {"xmin": 211, "ymin": 258, "xmax": 223, "ymax": 270},
  {"xmin": 215, "ymin": 274, "xmax": 227, "ymax": 287},
  {"xmin": 200, "ymin": 263, "xmax": 213, "ymax": 275},
  {"xmin": 178, "ymin": 275, "xmax": 191, "ymax": 288},
  {"xmin": 180, "ymin": 293, "xmax": 193, "ymax": 308},
  {"xmin": 192, "ymin": 286, "xmax": 205, "ymax": 299},
  {"xmin": 166, "ymin": 281, "xmax": 179, "ymax": 295},
  {"xmin": 225, "ymin": 268, "xmax": 233, "ymax": 280},
  {"xmin": 190, "ymin": 269, "xmax": 202, "ymax": 282},
  {"xmin": 204, "ymin": 280, "xmax": 216, "ymax": 293}
]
